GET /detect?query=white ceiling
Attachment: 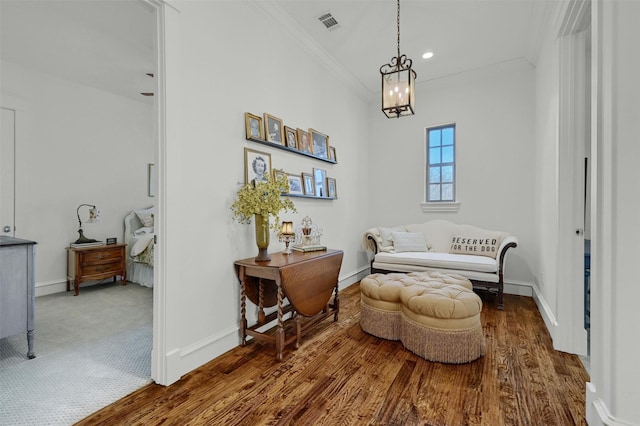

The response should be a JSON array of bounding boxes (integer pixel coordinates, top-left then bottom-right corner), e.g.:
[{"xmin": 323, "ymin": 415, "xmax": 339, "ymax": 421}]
[
  {"xmin": 273, "ymin": 0, "xmax": 548, "ymax": 95},
  {"xmin": 0, "ymin": 0, "xmax": 549, "ymax": 102}
]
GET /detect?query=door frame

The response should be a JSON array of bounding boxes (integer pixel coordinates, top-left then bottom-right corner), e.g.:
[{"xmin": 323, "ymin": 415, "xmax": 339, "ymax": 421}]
[{"xmin": 555, "ymin": 0, "xmax": 590, "ymax": 356}]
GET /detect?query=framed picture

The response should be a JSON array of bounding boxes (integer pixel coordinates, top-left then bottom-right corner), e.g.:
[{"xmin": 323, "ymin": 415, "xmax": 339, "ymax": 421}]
[
  {"xmin": 309, "ymin": 128, "xmax": 330, "ymax": 159},
  {"xmin": 313, "ymin": 168, "xmax": 327, "ymax": 197},
  {"xmin": 245, "ymin": 112, "xmax": 264, "ymax": 140},
  {"xmin": 287, "ymin": 173, "xmax": 304, "ymax": 196},
  {"xmin": 327, "ymin": 177, "xmax": 337, "ymax": 198},
  {"xmin": 264, "ymin": 113, "xmax": 284, "ymax": 145},
  {"xmin": 273, "ymin": 168, "xmax": 286, "ymax": 182},
  {"xmin": 296, "ymin": 128, "xmax": 312, "ymax": 154},
  {"xmin": 244, "ymin": 148, "xmax": 271, "ymax": 184},
  {"xmin": 284, "ymin": 126, "xmax": 298, "ymax": 149},
  {"xmin": 302, "ymin": 172, "xmax": 315, "ymax": 196},
  {"xmin": 329, "ymin": 146, "xmax": 337, "ymax": 162}
]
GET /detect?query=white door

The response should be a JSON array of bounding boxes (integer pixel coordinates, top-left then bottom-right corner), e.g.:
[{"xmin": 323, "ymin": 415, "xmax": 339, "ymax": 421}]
[{"xmin": 1, "ymin": 107, "xmax": 16, "ymax": 237}]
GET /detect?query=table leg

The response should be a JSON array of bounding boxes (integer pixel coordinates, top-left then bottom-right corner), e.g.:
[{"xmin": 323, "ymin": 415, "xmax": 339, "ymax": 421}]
[
  {"xmin": 27, "ymin": 329, "xmax": 35, "ymax": 359},
  {"xmin": 240, "ymin": 276, "xmax": 247, "ymax": 345},
  {"xmin": 258, "ymin": 279, "xmax": 266, "ymax": 324},
  {"xmin": 333, "ymin": 284, "xmax": 339, "ymax": 322},
  {"xmin": 74, "ymin": 280, "xmax": 79, "ymax": 296},
  {"xmin": 276, "ymin": 282, "xmax": 284, "ymax": 361}
]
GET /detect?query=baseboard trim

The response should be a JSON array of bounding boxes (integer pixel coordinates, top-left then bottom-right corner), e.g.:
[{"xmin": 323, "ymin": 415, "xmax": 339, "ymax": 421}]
[
  {"xmin": 532, "ymin": 284, "xmax": 559, "ymax": 340},
  {"xmin": 503, "ymin": 280, "xmax": 533, "ymax": 296},
  {"xmin": 586, "ymin": 382, "xmax": 636, "ymax": 426},
  {"xmin": 35, "ymin": 280, "xmax": 67, "ymax": 297}
]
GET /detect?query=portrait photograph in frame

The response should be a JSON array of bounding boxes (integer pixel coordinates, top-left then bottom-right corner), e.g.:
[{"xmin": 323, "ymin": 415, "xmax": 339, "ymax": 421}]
[
  {"xmin": 313, "ymin": 168, "xmax": 327, "ymax": 197},
  {"xmin": 264, "ymin": 113, "xmax": 284, "ymax": 145},
  {"xmin": 245, "ymin": 112, "xmax": 264, "ymax": 140},
  {"xmin": 327, "ymin": 177, "xmax": 337, "ymax": 198},
  {"xmin": 273, "ymin": 169, "xmax": 287, "ymax": 192},
  {"xmin": 302, "ymin": 172, "xmax": 315, "ymax": 196},
  {"xmin": 244, "ymin": 148, "xmax": 272, "ymax": 184},
  {"xmin": 296, "ymin": 128, "xmax": 312, "ymax": 154},
  {"xmin": 309, "ymin": 128, "xmax": 330, "ymax": 159},
  {"xmin": 329, "ymin": 146, "xmax": 337, "ymax": 162},
  {"xmin": 284, "ymin": 126, "xmax": 298, "ymax": 149},
  {"xmin": 287, "ymin": 173, "xmax": 304, "ymax": 196}
]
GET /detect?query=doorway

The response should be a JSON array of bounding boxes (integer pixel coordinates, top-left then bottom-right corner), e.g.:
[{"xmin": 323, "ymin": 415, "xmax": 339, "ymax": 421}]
[{"xmin": 0, "ymin": 0, "xmax": 161, "ymax": 419}]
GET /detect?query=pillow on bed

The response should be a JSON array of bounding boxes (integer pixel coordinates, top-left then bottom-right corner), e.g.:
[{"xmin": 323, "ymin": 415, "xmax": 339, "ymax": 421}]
[
  {"xmin": 135, "ymin": 207, "xmax": 154, "ymax": 227},
  {"xmin": 391, "ymin": 231, "xmax": 429, "ymax": 252},
  {"xmin": 134, "ymin": 226, "xmax": 154, "ymax": 236},
  {"xmin": 378, "ymin": 226, "xmax": 404, "ymax": 253}
]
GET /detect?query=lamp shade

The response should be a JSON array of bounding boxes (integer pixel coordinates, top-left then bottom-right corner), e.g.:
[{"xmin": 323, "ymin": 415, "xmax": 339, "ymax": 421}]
[
  {"xmin": 280, "ymin": 221, "xmax": 294, "ymax": 236},
  {"xmin": 88, "ymin": 206, "xmax": 101, "ymax": 223},
  {"xmin": 381, "ymin": 65, "xmax": 416, "ymax": 118}
]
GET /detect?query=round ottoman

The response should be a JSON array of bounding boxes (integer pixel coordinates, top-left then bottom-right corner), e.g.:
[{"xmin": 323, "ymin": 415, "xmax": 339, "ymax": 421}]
[
  {"xmin": 400, "ymin": 281, "xmax": 484, "ymax": 363},
  {"xmin": 360, "ymin": 271, "xmax": 484, "ymax": 363}
]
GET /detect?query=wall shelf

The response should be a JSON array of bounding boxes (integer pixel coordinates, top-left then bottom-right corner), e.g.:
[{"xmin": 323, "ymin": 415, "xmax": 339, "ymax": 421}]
[
  {"xmin": 247, "ymin": 137, "xmax": 337, "ymax": 164},
  {"xmin": 286, "ymin": 193, "xmax": 336, "ymax": 200}
]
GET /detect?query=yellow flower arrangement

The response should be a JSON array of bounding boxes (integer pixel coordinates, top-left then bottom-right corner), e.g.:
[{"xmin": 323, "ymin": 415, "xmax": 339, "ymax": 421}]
[{"xmin": 231, "ymin": 171, "xmax": 297, "ymax": 231}]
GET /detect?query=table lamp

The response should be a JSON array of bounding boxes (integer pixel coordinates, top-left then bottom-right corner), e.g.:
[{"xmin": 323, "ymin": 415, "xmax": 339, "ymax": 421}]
[
  {"xmin": 279, "ymin": 221, "xmax": 295, "ymax": 254},
  {"xmin": 74, "ymin": 203, "xmax": 101, "ymax": 244}
]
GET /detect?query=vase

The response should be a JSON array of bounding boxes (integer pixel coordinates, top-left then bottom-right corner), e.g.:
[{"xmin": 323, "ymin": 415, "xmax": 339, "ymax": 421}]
[{"xmin": 254, "ymin": 214, "xmax": 271, "ymax": 262}]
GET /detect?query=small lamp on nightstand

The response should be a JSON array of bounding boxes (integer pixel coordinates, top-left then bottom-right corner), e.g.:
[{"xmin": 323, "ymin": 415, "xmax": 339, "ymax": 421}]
[
  {"xmin": 73, "ymin": 204, "xmax": 101, "ymax": 244},
  {"xmin": 279, "ymin": 221, "xmax": 295, "ymax": 254}
]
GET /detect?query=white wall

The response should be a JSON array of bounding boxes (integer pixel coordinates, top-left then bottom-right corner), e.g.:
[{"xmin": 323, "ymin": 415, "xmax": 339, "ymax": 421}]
[
  {"xmin": 366, "ymin": 60, "xmax": 537, "ymax": 287},
  {"xmin": 159, "ymin": 1, "xmax": 371, "ymax": 380},
  {"xmin": 533, "ymin": 27, "xmax": 560, "ymax": 322},
  {"xmin": 0, "ymin": 60, "xmax": 154, "ymax": 295}
]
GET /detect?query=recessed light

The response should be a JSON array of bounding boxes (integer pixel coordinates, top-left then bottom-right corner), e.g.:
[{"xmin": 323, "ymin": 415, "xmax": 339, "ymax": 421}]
[{"xmin": 422, "ymin": 51, "xmax": 434, "ymax": 59}]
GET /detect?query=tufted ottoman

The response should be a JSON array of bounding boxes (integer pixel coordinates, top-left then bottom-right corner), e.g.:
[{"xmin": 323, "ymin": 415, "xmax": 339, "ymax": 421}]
[{"xmin": 360, "ymin": 271, "xmax": 485, "ymax": 363}]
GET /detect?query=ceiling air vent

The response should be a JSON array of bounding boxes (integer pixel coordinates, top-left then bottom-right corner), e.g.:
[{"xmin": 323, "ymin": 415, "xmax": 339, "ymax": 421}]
[{"xmin": 317, "ymin": 12, "xmax": 340, "ymax": 31}]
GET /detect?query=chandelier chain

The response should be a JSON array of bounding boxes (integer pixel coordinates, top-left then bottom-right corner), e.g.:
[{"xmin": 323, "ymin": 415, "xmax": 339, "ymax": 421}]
[{"xmin": 396, "ymin": 0, "xmax": 401, "ymax": 59}]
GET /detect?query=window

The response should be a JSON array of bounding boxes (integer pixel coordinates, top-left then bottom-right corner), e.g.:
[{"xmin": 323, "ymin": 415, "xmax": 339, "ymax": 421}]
[{"xmin": 426, "ymin": 124, "xmax": 455, "ymax": 202}]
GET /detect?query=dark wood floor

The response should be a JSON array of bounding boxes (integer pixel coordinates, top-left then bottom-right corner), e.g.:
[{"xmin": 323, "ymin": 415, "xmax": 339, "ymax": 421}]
[{"xmin": 77, "ymin": 284, "xmax": 589, "ymax": 425}]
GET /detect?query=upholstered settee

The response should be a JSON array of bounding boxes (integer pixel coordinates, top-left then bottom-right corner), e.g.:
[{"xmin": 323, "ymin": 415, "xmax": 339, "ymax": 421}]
[{"xmin": 363, "ymin": 220, "xmax": 518, "ymax": 309}]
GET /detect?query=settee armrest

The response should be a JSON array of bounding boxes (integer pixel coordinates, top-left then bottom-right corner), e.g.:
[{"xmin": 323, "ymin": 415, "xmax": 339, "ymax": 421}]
[
  {"xmin": 497, "ymin": 235, "xmax": 518, "ymax": 274},
  {"xmin": 363, "ymin": 228, "xmax": 382, "ymax": 257}
]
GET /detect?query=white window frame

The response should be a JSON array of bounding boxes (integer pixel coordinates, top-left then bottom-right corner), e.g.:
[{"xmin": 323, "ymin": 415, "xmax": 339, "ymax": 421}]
[{"xmin": 422, "ymin": 123, "xmax": 460, "ymax": 212}]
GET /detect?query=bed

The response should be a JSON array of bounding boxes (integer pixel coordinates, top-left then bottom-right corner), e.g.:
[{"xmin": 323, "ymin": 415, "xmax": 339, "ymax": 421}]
[{"xmin": 124, "ymin": 207, "xmax": 155, "ymax": 288}]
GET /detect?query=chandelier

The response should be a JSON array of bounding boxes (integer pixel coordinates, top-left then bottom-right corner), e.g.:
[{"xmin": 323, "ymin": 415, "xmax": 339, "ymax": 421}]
[{"xmin": 380, "ymin": 0, "xmax": 416, "ymax": 118}]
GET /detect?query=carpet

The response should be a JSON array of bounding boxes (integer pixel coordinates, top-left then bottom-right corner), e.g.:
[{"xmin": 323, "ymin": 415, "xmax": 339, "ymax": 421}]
[{"xmin": 0, "ymin": 282, "xmax": 152, "ymax": 425}]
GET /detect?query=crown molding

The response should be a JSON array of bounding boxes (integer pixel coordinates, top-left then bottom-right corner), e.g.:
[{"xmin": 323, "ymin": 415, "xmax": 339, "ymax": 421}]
[{"xmin": 247, "ymin": 0, "xmax": 372, "ymax": 102}]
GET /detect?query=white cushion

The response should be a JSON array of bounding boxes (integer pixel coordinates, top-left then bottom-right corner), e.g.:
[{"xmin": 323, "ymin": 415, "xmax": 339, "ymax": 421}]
[
  {"xmin": 391, "ymin": 232, "xmax": 429, "ymax": 253},
  {"xmin": 135, "ymin": 207, "xmax": 154, "ymax": 227},
  {"xmin": 375, "ymin": 251, "xmax": 497, "ymax": 273},
  {"xmin": 377, "ymin": 226, "xmax": 405, "ymax": 253}
]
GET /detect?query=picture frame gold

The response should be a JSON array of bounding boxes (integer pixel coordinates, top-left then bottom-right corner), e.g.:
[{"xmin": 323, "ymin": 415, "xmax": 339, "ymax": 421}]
[
  {"xmin": 245, "ymin": 112, "xmax": 264, "ymax": 140},
  {"xmin": 329, "ymin": 146, "xmax": 337, "ymax": 162},
  {"xmin": 264, "ymin": 113, "xmax": 284, "ymax": 145},
  {"xmin": 296, "ymin": 128, "xmax": 312, "ymax": 154},
  {"xmin": 287, "ymin": 173, "xmax": 304, "ymax": 196},
  {"xmin": 284, "ymin": 126, "xmax": 298, "ymax": 149},
  {"xmin": 302, "ymin": 172, "xmax": 315, "ymax": 196},
  {"xmin": 309, "ymin": 128, "xmax": 330, "ymax": 159},
  {"xmin": 244, "ymin": 148, "xmax": 272, "ymax": 184},
  {"xmin": 327, "ymin": 177, "xmax": 337, "ymax": 198}
]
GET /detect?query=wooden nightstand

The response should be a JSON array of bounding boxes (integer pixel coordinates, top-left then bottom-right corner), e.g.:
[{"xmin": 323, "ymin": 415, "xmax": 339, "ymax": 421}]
[{"xmin": 66, "ymin": 243, "xmax": 126, "ymax": 296}]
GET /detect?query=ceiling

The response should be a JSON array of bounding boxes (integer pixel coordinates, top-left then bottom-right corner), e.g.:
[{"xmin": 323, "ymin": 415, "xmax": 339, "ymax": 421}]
[{"xmin": 0, "ymin": 0, "xmax": 549, "ymax": 102}]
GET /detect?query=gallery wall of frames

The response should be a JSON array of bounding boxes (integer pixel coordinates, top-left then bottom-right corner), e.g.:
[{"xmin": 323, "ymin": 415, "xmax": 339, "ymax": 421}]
[{"xmin": 244, "ymin": 112, "xmax": 338, "ymax": 199}]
